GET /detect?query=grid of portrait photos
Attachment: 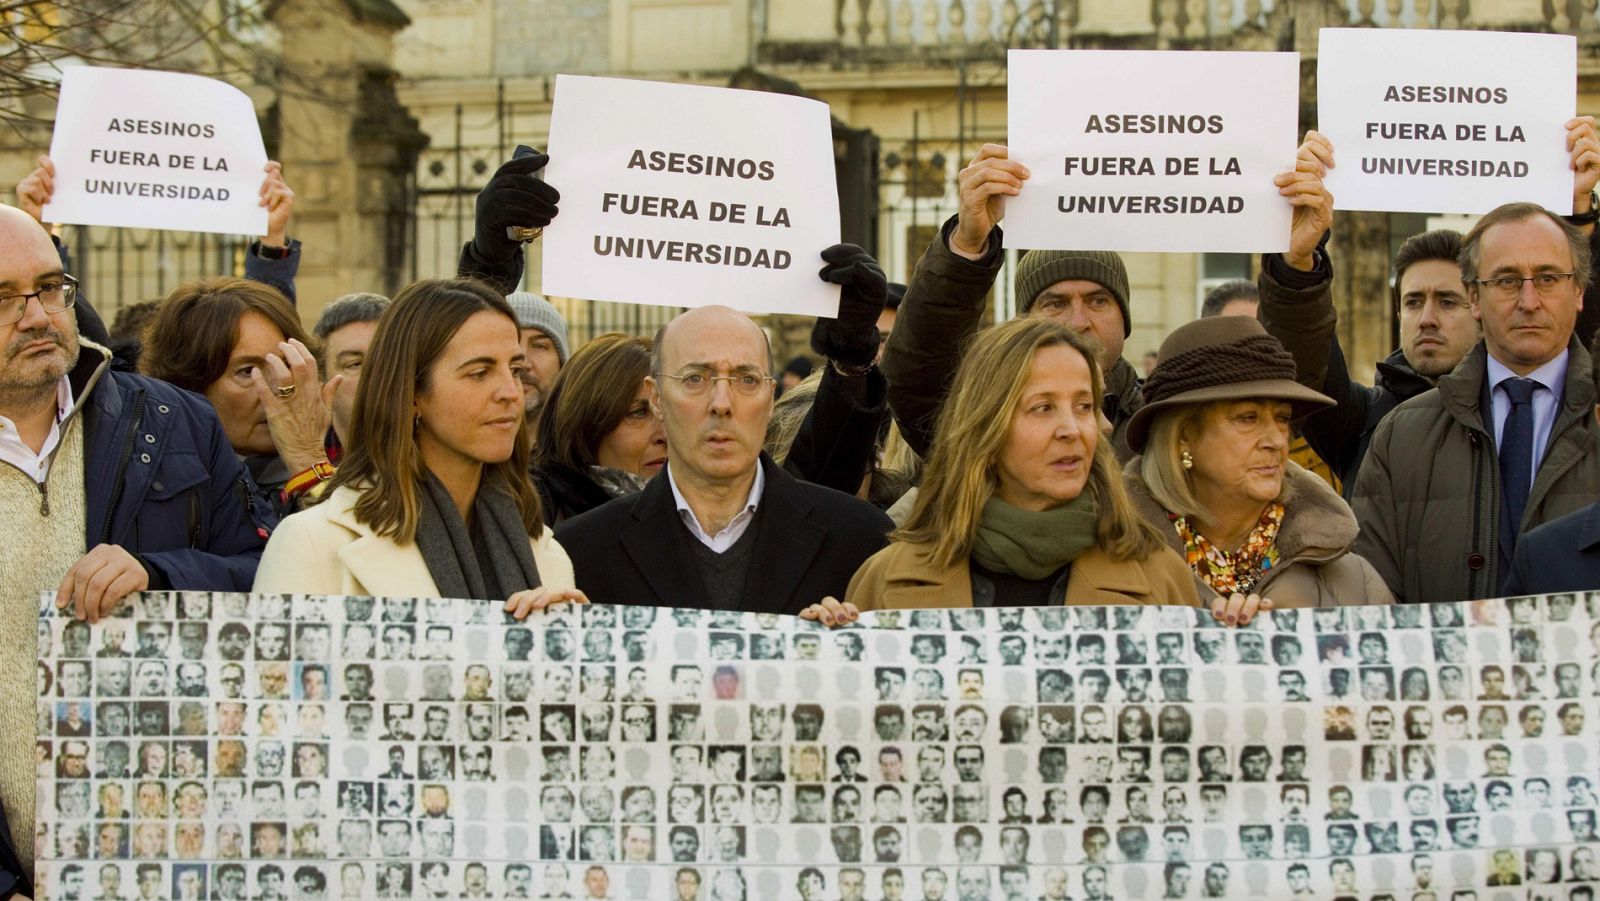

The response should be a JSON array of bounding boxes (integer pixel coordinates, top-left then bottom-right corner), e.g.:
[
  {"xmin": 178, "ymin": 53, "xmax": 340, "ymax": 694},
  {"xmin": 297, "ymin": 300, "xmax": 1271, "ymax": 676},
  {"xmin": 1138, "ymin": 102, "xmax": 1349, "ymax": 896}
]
[{"xmin": 31, "ymin": 590, "xmax": 1600, "ymax": 900}]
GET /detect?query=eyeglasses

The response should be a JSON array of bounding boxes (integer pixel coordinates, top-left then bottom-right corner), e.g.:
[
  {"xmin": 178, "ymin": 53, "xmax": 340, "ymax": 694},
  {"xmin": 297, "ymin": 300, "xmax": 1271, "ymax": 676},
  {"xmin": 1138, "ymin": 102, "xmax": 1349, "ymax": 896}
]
[
  {"xmin": 658, "ymin": 371, "xmax": 774, "ymax": 397},
  {"xmin": 1471, "ymin": 272, "xmax": 1576, "ymax": 298},
  {"xmin": 0, "ymin": 275, "xmax": 77, "ymax": 326}
]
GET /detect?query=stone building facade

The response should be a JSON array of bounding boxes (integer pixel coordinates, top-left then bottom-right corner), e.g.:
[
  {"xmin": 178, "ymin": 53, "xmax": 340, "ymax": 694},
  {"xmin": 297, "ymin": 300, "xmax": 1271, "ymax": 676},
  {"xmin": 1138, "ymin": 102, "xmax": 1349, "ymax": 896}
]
[
  {"xmin": 392, "ymin": 0, "xmax": 1600, "ymax": 369},
  {"xmin": 6, "ymin": 0, "xmax": 1600, "ymax": 372}
]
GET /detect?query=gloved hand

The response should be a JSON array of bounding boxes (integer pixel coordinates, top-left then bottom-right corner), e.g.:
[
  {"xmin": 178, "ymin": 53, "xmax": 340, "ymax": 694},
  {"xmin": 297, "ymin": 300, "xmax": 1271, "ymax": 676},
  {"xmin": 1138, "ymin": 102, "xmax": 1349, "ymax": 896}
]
[
  {"xmin": 472, "ymin": 150, "xmax": 561, "ymax": 264},
  {"xmin": 812, "ymin": 243, "xmax": 887, "ymax": 368}
]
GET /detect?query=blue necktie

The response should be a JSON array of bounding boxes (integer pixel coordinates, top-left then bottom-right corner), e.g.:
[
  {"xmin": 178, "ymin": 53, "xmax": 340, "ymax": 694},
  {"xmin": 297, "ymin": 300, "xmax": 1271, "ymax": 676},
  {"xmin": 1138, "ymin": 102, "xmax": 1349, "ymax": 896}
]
[{"xmin": 1498, "ymin": 377, "xmax": 1539, "ymax": 538}]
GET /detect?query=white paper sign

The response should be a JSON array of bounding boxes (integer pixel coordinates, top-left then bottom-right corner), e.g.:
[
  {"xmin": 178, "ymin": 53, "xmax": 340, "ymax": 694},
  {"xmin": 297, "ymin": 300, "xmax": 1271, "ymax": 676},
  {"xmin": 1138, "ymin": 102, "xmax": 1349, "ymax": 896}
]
[
  {"xmin": 1319, "ymin": 28, "xmax": 1576, "ymax": 215},
  {"xmin": 42, "ymin": 66, "xmax": 269, "ymax": 235},
  {"xmin": 1004, "ymin": 49, "xmax": 1298, "ymax": 253},
  {"xmin": 542, "ymin": 75, "xmax": 842, "ymax": 317}
]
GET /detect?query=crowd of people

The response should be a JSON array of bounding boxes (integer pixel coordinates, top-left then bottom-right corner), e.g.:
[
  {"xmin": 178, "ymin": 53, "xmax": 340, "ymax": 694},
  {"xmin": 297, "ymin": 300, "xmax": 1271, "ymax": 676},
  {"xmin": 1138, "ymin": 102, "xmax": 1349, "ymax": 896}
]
[{"xmin": 3, "ymin": 109, "xmax": 1600, "ymax": 892}]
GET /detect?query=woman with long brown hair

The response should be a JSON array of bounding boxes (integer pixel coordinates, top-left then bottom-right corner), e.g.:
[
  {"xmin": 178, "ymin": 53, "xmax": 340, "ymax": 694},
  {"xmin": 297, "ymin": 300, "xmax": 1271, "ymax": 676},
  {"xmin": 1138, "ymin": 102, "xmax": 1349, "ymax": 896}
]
[{"xmin": 254, "ymin": 279, "xmax": 581, "ymax": 613}]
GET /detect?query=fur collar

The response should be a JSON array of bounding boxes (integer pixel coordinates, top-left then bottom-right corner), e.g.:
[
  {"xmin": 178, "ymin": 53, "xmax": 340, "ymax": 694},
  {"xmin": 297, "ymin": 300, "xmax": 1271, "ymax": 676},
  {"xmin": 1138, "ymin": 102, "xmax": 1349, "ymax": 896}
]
[{"xmin": 1122, "ymin": 457, "xmax": 1359, "ymax": 567}]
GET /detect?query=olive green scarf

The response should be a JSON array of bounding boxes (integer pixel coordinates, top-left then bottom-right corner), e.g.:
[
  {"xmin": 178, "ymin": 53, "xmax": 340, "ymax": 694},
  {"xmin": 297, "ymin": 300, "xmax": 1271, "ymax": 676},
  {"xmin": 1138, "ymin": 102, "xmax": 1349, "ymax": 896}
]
[{"xmin": 971, "ymin": 493, "xmax": 1099, "ymax": 580}]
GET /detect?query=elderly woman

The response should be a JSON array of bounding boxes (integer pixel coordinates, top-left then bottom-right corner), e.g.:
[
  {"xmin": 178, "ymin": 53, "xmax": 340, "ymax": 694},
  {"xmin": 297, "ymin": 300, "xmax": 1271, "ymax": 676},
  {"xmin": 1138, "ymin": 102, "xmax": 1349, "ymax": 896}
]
[
  {"xmin": 1124, "ymin": 317, "xmax": 1392, "ymax": 610},
  {"xmin": 533, "ymin": 333, "xmax": 667, "ymax": 523},
  {"xmin": 140, "ymin": 278, "xmax": 332, "ymax": 516},
  {"xmin": 254, "ymin": 279, "xmax": 582, "ymax": 615},
  {"xmin": 828, "ymin": 318, "xmax": 1210, "ymax": 613}
]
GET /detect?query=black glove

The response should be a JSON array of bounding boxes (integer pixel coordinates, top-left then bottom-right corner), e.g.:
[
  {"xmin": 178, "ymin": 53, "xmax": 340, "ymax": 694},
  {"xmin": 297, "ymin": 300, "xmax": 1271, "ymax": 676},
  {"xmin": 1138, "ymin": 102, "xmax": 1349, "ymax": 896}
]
[
  {"xmin": 472, "ymin": 150, "xmax": 561, "ymax": 264},
  {"xmin": 812, "ymin": 243, "xmax": 887, "ymax": 368}
]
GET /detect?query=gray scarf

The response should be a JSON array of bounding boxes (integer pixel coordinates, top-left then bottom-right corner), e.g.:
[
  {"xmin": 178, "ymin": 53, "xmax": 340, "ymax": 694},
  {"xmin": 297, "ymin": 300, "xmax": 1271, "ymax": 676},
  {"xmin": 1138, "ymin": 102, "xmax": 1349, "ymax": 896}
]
[{"xmin": 414, "ymin": 472, "xmax": 541, "ymax": 600}]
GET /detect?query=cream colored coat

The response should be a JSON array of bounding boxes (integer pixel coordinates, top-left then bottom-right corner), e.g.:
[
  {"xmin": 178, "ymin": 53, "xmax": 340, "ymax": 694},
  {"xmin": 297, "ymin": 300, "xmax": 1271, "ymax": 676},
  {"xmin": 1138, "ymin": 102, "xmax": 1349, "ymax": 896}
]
[{"xmin": 253, "ymin": 486, "xmax": 575, "ymax": 597}]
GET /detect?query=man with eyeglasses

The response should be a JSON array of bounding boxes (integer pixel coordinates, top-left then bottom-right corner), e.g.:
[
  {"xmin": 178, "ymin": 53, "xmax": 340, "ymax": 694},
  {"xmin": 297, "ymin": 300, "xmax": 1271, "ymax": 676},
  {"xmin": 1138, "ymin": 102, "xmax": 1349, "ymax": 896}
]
[
  {"xmin": 556, "ymin": 304, "xmax": 891, "ymax": 615},
  {"xmin": 0, "ymin": 208, "xmax": 270, "ymax": 626},
  {"xmin": 0, "ymin": 202, "xmax": 272, "ymax": 897},
  {"xmin": 1352, "ymin": 199, "xmax": 1600, "ymax": 603},
  {"xmin": 1260, "ymin": 120, "xmax": 1600, "ymax": 500}
]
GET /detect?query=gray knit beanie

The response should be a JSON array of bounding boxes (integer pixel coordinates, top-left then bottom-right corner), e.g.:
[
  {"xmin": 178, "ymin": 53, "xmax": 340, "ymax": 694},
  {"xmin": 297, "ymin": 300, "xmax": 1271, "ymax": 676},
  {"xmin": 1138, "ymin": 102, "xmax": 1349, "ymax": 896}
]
[
  {"xmin": 1013, "ymin": 249, "xmax": 1131, "ymax": 336},
  {"xmin": 506, "ymin": 292, "xmax": 570, "ymax": 364}
]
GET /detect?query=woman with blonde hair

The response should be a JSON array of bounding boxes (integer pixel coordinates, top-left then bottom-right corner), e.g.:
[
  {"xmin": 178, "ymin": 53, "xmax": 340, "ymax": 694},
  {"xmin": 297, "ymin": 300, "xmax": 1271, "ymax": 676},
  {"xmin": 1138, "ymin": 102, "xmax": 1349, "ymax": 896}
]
[
  {"xmin": 255, "ymin": 279, "xmax": 581, "ymax": 616},
  {"xmin": 820, "ymin": 318, "xmax": 1219, "ymax": 615},
  {"xmin": 1123, "ymin": 316, "xmax": 1391, "ymax": 611}
]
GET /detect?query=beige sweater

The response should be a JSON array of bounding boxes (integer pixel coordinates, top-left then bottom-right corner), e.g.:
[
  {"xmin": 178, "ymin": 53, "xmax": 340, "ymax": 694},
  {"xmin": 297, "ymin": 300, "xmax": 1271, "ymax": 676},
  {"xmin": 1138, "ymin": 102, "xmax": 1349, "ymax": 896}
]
[{"xmin": 0, "ymin": 413, "xmax": 88, "ymax": 882}]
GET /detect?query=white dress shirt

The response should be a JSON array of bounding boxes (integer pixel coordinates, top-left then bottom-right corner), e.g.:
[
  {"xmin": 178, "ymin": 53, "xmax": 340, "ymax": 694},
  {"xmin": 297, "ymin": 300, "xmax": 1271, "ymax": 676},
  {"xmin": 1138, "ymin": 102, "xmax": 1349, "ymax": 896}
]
[
  {"xmin": 0, "ymin": 375, "xmax": 73, "ymax": 483},
  {"xmin": 667, "ymin": 462, "xmax": 765, "ymax": 553}
]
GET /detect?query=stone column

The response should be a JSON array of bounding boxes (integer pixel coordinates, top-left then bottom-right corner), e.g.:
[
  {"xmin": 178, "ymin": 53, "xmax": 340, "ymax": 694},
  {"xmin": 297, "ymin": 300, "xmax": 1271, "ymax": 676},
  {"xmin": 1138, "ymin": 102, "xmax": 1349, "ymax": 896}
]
[
  {"xmin": 1330, "ymin": 212, "xmax": 1396, "ymax": 381},
  {"xmin": 267, "ymin": 0, "xmax": 427, "ymax": 324}
]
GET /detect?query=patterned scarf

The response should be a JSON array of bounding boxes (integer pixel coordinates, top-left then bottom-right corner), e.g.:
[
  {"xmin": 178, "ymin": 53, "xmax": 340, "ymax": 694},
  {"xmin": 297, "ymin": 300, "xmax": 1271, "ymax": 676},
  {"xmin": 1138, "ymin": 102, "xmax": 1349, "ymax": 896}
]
[{"xmin": 1170, "ymin": 502, "xmax": 1284, "ymax": 594}]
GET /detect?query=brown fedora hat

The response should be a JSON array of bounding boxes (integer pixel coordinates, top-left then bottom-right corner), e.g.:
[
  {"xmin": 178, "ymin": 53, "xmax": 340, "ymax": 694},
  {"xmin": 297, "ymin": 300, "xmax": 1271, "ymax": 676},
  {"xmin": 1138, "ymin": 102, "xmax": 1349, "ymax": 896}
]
[{"xmin": 1125, "ymin": 316, "xmax": 1335, "ymax": 454}]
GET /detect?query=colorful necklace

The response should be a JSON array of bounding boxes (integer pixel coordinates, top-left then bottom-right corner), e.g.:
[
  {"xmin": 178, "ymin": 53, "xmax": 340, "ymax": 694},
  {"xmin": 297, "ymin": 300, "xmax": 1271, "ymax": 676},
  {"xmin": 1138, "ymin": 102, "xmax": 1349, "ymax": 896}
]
[{"xmin": 1170, "ymin": 502, "xmax": 1285, "ymax": 594}]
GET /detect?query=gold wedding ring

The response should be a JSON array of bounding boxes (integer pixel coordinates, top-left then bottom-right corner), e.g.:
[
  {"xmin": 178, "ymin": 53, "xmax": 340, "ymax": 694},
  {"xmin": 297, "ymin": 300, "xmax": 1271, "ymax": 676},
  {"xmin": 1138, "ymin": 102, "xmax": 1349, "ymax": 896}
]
[
  {"xmin": 273, "ymin": 384, "xmax": 297, "ymax": 399},
  {"xmin": 506, "ymin": 226, "xmax": 544, "ymax": 243}
]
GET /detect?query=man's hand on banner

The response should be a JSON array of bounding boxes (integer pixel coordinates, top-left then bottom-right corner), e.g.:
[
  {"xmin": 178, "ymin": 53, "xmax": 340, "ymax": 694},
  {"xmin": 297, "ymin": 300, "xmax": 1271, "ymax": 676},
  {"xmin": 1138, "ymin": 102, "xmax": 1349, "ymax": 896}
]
[{"xmin": 56, "ymin": 544, "xmax": 149, "ymax": 624}]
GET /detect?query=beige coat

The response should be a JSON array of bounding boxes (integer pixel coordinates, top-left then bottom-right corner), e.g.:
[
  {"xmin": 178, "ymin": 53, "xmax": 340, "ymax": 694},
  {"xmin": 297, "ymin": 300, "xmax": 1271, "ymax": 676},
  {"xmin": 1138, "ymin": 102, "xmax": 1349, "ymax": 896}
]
[
  {"xmin": 845, "ymin": 539, "xmax": 1200, "ymax": 610},
  {"xmin": 253, "ymin": 486, "xmax": 575, "ymax": 597},
  {"xmin": 1124, "ymin": 458, "xmax": 1392, "ymax": 607}
]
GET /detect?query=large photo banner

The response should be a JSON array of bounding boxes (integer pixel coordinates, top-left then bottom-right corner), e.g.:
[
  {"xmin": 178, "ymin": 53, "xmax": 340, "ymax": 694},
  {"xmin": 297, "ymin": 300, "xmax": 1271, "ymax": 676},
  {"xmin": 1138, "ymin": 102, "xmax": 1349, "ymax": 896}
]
[{"xmin": 32, "ymin": 592, "xmax": 1600, "ymax": 900}]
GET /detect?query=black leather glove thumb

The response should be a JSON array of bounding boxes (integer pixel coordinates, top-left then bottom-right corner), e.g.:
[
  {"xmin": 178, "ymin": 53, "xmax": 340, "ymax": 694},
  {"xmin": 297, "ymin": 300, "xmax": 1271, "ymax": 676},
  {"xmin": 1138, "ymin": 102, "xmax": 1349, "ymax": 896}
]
[
  {"xmin": 812, "ymin": 242, "xmax": 886, "ymax": 368},
  {"xmin": 472, "ymin": 151, "xmax": 561, "ymax": 264}
]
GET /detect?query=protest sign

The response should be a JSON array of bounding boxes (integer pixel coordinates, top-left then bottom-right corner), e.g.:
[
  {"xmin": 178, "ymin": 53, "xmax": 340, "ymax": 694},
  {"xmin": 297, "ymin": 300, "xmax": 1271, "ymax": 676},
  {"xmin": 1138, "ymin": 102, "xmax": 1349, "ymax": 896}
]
[
  {"xmin": 42, "ymin": 67, "xmax": 270, "ymax": 235},
  {"xmin": 1319, "ymin": 28, "xmax": 1576, "ymax": 215},
  {"xmin": 541, "ymin": 76, "xmax": 841, "ymax": 318},
  {"xmin": 32, "ymin": 590, "xmax": 1600, "ymax": 900},
  {"xmin": 1003, "ymin": 49, "xmax": 1298, "ymax": 253}
]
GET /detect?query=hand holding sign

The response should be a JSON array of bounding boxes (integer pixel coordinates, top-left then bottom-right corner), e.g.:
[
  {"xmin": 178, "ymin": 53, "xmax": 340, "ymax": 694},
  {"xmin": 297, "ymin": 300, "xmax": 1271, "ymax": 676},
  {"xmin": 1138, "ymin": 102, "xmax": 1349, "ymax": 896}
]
[
  {"xmin": 953, "ymin": 144, "xmax": 1030, "ymax": 260},
  {"xmin": 474, "ymin": 150, "xmax": 560, "ymax": 264},
  {"xmin": 259, "ymin": 161, "xmax": 295, "ymax": 247},
  {"xmin": 812, "ymin": 243, "xmax": 888, "ymax": 368},
  {"xmin": 1568, "ymin": 116, "xmax": 1600, "ymax": 223},
  {"xmin": 1273, "ymin": 131, "xmax": 1336, "ymax": 272},
  {"xmin": 16, "ymin": 154, "xmax": 55, "ymax": 223}
]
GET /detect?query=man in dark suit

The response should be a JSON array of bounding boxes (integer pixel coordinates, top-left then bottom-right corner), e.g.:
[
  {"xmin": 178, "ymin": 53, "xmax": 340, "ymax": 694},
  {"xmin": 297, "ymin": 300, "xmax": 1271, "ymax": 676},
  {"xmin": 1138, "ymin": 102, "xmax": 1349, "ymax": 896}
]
[
  {"xmin": 557, "ymin": 305, "xmax": 892, "ymax": 615},
  {"xmin": 1503, "ymin": 342, "xmax": 1600, "ymax": 594}
]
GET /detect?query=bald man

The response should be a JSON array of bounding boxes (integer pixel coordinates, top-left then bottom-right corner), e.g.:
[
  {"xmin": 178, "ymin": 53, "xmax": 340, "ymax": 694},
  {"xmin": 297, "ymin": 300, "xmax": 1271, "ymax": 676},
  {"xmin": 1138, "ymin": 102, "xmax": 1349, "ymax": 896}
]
[
  {"xmin": 556, "ymin": 305, "xmax": 891, "ymax": 614},
  {"xmin": 0, "ymin": 205, "xmax": 268, "ymax": 889}
]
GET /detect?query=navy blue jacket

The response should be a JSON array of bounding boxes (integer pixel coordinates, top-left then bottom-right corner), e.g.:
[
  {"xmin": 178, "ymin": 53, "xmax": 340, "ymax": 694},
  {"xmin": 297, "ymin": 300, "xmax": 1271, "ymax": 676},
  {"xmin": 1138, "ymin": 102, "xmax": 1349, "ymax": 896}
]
[
  {"xmin": 74, "ymin": 343, "xmax": 274, "ymax": 591},
  {"xmin": 1503, "ymin": 500, "xmax": 1600, "ymax": 595}
]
